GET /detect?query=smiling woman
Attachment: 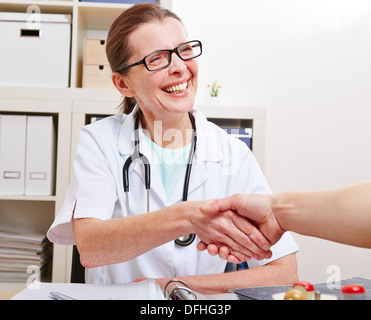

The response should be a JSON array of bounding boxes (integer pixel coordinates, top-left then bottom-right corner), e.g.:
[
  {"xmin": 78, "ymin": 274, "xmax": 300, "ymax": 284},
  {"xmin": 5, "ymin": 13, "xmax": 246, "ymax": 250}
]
[
  {"xmin": 110, "ymin": 17, "xmax": 200, "ymax": 129},
  {"xmin": 106, "ymin": 4, "xmax": 186, "ymax": 115},
  {"xmin": 47, "ymin": 3, "xmax": 299, "ymax": 294}
]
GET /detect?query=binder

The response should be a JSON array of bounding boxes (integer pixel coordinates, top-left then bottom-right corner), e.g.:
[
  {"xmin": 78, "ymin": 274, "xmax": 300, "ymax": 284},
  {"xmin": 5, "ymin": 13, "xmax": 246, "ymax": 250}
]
[
  {"xmin": 223, "ymin": 127, "xmax": 252, "ymax": 150},
  {"xmin": 25, "ymin": 116, "xmax": 56, "ymax": 195},
  {"xmin": 0, "ymin": 115, "xmax": 27, "ymax": 195}
]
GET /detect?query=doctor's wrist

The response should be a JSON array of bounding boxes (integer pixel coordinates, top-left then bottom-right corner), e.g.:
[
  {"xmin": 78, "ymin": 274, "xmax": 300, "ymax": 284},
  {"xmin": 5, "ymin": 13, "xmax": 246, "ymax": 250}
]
[
  {"xmin": 176, "ymin": 200, "xmax": 211, "ymax": 235},
  {"xmin": 171, "ymin": 201, "xmax": 197, "ymax": 236}
]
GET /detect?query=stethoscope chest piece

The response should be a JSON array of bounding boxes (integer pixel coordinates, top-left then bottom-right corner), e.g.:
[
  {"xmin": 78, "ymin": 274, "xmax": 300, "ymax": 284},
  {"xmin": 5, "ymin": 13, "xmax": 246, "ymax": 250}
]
[{"xmin": 175, "ymin": 233, "xmax": 196, "ymax": 246}]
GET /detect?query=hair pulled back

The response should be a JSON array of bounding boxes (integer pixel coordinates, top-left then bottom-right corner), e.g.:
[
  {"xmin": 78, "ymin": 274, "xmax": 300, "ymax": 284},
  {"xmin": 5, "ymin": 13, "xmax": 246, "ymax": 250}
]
[{"xmin": 106, "ymin": 3, "xmax": 182, "ymax": 114}]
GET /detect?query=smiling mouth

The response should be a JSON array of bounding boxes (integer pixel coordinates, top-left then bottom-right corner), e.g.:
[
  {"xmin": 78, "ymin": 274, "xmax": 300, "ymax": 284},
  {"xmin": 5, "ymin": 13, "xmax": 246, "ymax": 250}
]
[{"xmin": 162, "ymin": 81, "xmax": 188, "ymax": 94}]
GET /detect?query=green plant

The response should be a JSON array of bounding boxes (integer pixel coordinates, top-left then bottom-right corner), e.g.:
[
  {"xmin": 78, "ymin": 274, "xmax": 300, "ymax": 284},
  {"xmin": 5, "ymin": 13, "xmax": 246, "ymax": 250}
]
[{"xmin": 207, "ymin": 81, "xmax": 221, "ymax": 97}]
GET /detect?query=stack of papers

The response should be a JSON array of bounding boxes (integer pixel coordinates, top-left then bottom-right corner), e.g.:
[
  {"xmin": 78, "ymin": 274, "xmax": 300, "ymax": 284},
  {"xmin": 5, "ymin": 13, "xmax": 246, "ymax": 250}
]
[
  {"xmin": 0, "ymin": 229, "xmax": 52, "ymax": 283},
  {"xmin": 12, "ymin": 279, "xmax": 165, "ymax": 300}
]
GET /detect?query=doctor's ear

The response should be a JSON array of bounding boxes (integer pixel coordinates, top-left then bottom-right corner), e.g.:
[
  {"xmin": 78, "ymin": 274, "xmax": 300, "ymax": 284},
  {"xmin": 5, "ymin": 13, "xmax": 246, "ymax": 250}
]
[{"xmin": 112, "ymin": 73, "xmax": 135, "ymax": 97}]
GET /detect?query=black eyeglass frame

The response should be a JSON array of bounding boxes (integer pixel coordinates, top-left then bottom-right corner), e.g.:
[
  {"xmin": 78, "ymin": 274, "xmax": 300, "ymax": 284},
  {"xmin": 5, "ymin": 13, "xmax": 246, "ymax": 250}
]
[{"xmin": 116, "ymin": 40, "xmax": 202, "ymax": 73}]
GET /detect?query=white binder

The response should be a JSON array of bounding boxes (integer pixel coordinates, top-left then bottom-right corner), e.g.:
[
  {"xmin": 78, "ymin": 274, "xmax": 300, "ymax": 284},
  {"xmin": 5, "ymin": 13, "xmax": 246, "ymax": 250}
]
[
  {"xmin": 25, "ymin": 116, "xmax": 56, "ymax": 195},
  {"xmin": 0, "ymin": 115, "xmax": 27, "ymax": 195}
]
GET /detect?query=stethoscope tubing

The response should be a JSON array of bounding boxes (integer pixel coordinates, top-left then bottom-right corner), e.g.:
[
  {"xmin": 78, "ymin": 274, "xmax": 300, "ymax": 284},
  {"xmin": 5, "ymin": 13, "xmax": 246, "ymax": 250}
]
[
  {"xmin": 123, "ymin": 113, "xmax": 151, "ymax": 213},
  {"xmin": 123, "ymin": 110, "xmax": 196, "ymax": 246}
]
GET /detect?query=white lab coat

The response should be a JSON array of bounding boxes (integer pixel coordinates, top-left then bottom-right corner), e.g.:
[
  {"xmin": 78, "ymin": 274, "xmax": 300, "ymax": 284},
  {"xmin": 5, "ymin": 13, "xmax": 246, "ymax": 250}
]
[{"xmin": 47, "ymin": 106, "xmax": 298, "ymax": 285}]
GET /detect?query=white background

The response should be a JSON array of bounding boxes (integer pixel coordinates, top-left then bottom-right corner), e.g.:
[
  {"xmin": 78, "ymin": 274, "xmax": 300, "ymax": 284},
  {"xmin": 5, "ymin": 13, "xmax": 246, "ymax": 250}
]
[{"xmin": 172, "ymin": 0, "xmax": 371, "ymax": 283}]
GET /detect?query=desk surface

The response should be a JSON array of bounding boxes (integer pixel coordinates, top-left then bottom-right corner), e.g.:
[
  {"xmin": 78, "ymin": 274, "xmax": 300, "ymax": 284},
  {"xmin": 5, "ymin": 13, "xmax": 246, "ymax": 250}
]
[
  {"xmin": 231, "ymin": 277, "xmax": 371, "ymax": 300},
  {"xmin": 0, "ymin": 292, "xmax": 18, "ymax": 300}
]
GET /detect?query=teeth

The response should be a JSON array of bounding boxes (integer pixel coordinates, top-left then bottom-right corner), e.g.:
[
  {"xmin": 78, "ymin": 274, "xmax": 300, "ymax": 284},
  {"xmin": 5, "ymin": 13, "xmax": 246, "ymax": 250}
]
[{"xmin": 163, "ymin": 82, "xmax": 188, "ymax": 94}]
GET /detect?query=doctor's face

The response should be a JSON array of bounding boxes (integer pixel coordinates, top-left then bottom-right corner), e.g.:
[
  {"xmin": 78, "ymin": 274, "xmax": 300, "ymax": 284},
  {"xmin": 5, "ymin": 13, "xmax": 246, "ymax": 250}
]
[{"xmin": 121, "ymin": 18, "xmax": 199, "ymax": 119}]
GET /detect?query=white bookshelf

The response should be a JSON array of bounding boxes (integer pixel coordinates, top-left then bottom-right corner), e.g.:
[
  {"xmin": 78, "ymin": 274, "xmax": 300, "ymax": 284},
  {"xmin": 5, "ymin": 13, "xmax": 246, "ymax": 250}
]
[
  {"xmin": 0, "ymin": 0, "xmax": 266, "ymax": 292},
  {"xmin": 0, "ymin": 0, "xmax": 172, "ymax": 89},
  {"xmin": 0, "ymin": 90, "xmax": 72, "ymax": 291}
]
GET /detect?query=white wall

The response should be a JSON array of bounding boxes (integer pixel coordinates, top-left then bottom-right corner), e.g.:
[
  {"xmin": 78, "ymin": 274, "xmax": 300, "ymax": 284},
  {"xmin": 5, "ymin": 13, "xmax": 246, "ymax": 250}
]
[{"xmin": 172, "ymin": 0, "xmax": 371, "ymax": 283}]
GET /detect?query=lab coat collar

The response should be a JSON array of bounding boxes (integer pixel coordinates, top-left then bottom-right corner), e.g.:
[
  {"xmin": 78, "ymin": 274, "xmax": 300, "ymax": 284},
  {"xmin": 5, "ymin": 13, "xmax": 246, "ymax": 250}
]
[
  {"xmin": 117, "ymin": 105, "xmax": 140, "ymax": 156},
  {"xmin": 117, "ymin": 105, "xmax": 224, "ymax": 163},
  {"xmin": 117, "ymin": 105, "xmax": 223, "ymax": 205},
  {"xmin": 190, "ymin": 107, "xmax": 224, "ymax": 163}
]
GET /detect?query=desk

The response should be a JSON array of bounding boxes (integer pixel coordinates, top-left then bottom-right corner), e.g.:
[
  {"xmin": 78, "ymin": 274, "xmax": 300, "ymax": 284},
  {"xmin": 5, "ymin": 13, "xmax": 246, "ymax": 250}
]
[{"xmin": 0, "ymin": 291, "xmax": 18, "ymax": 300}]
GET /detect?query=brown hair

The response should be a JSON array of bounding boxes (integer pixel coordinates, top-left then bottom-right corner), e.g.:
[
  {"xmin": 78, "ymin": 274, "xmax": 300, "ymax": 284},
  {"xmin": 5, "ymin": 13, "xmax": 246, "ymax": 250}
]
[{"xmin": 106, "ymin": 3, "xmax": 183, "ymax": 114}]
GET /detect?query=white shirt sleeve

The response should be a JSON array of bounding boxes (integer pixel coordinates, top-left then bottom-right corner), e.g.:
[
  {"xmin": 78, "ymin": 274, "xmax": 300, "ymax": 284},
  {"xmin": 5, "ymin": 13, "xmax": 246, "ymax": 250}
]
[
  {"xmin": 47, "ymin": 124, "xmax": 118, "ymax": 245},
  {"xmin": 247, "ymin": 232, "xmax": 299, "ymax": 268}
]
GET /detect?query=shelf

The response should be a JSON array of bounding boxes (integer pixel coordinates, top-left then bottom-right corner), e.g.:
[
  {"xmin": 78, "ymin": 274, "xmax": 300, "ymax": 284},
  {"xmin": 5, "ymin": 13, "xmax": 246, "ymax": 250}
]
[
  {"xmin": 198, "ymin": 105, "xmax": 266, "ymax": 120},
  {"xmin": 1, "ymin": 1, "xmax": 135, "ymax": 89},
  {"xmin": 0, "ymin": 1, "xmax": 74, "ymax": 15},
  {"xmin": 0, "ymin": 195, "xmax": 56, "ymax": 202},
  {"xmin": 0, "ymin": 1, "xmax": 168, "ymax": 89},
  {"xmin": 0, "ymin": 86, "xmax": 121, "ymax": 103},
  {"xmin": 0, "ymin": 282, "xmax": 28, "ymax": 296},
  {"xmin": 77, "ymin": 0, "xmax": 131, "ymax": 7},
  {"xmin": 76, "ymin": 2, "xmax": 131, "ymax": 30}
]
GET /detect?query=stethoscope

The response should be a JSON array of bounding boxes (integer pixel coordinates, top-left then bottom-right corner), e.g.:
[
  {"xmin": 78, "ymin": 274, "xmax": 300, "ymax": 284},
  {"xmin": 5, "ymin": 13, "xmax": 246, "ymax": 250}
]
[{"xmin": 123, "ymin": 111, "xmax": 197, "ymax": 246}]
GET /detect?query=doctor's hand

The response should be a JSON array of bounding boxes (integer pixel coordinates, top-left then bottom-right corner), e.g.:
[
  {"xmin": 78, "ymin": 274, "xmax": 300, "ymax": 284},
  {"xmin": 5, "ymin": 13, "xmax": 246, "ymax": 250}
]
[
  {"xmin": 186, "ymin": 200, "xmax": 272, "ymax": 262},
  {"xmin": 197, "ymin": 194, "xmax": 285, "ymax": 262}
]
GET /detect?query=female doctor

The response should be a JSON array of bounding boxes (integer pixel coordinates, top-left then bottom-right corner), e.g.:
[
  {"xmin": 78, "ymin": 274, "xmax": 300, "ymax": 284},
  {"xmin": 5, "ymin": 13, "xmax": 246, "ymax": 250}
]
[{"xmin": 47, "ymin": 3, "xmax": 299, "ymax": 294}]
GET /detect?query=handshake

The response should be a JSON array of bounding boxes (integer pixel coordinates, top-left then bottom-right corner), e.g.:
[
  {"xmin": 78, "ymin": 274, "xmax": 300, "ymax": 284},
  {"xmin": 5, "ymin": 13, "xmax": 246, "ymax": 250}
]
[
  {"xmin": 195, "ymin": 193, "xmax": 286, "ymax": 264},
  {"xmin": 196, "ymin": 182, "xmax": 371, "ymax": 261}
]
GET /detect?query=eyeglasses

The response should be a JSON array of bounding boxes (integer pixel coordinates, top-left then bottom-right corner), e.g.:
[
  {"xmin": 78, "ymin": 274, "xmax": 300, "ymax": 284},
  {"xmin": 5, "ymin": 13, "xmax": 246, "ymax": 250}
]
[{"xmin": 116, "ymin": 40, "xmax": 202, "ymax": 73}]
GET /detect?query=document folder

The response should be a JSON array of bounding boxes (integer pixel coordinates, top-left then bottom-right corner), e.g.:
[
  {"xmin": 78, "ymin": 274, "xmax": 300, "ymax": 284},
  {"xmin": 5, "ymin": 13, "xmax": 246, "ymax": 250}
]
[
  {"xmin": 0, "ymin": 115, "xmax": 27, "ymax": 195},
  {"xmin": 25, "ymin": 116, "xmax": 56, "ymax": 195}
]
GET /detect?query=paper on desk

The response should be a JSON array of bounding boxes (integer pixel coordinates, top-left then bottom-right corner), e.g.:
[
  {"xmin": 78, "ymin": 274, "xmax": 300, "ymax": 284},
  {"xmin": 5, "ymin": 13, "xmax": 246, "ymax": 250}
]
[{"xmin": 12, "ymin": 279, "xmax": 165, "ymax": 300}]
